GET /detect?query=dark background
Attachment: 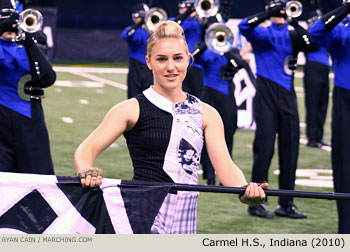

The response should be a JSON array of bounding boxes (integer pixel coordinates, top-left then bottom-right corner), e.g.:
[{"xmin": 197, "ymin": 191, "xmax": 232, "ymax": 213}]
[{"xmin": 21, "ymin": 0, "xmax": 343, "ymax": 62}]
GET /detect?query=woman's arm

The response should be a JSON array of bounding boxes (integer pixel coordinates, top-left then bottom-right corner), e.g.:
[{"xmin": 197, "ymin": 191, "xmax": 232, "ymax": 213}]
[
  {"xmin": 202, "ymin": 102, "xmax": 246, "ymax": 187},
  {"xmin": 202, "ymin": 102, "xmax": 267, "ymax": 204},
  {"xmin": 74, "ymin": 98, "xmax": 139, "ymax": 187}
]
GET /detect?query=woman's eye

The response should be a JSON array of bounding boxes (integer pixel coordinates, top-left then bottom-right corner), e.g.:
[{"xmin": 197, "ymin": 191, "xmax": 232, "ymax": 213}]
[
  {"xmin": 157, "ymin": 57, "xmax": 166, "ymax": 62},
  {"xmin": 174, "ymin": 56, "xmax": 183, "ymax": 61}
]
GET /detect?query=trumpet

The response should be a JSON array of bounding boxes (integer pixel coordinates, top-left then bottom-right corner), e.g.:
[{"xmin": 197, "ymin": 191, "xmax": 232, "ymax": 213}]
[
  {"xmin": 144, "ymin": 7, "xmax": 167, "ymax": 33},
  {"xmin": 205, "ymin": 22, "xmax": 234, "ymax": 54},
  {"xmin": 286, "ymin": 0, "xmax": 303, "ymax": 18},
  {"xmin": 194, "ymin": 0, "xmax": 219, "ymax": 18}
]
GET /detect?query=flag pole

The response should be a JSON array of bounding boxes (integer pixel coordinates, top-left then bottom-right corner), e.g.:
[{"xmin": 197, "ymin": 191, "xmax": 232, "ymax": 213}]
[
  {"xmin": 172, "ymin": 183, "xmax": 350, "ymax": 200},
  {"xmin": 120, "ymin": 181, "xmax": 350, "ymax": 200}
]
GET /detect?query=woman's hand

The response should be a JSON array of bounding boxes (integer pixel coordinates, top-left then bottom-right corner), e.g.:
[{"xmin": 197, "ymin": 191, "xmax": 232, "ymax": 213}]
[
  {"xmin": 239, "ymin": 182, "xmax": 268, "ymax": 205},
  {"xmin": 77, "ymin": 167, "xmax": 103, "ymax": 188}
]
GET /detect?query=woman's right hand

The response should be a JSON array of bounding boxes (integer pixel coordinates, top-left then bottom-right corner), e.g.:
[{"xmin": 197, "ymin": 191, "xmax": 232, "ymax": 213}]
[
  {"xmin": 77, "ymin": 167, "xmax": 103, "ymax": 188},
  {"xmin": 239, "ymin": 182, "xmax": 268, "ymax": 205}
]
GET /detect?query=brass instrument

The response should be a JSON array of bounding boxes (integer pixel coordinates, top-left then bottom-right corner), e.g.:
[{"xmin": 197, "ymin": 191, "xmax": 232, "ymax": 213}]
[
  {"xmin": 19, "ymin": 8, "xmax": 43, "ymax": 33},
  {"xmin": 286, "ymin": 1, "xmax": 303, "ymax": 18},
  {"xmin": 144, "ymin": 7, "xmax": 167, "ymax": 33},
  {"xmin": 13, "ymin": 9, "xmax": 43, "ymax": 42},
  {"xmin": 205, "ymin": 22, "xmax": 234, "ymax": 54},
  {"xmin": 194, "ymin": 0, "xmax": 219, "ymax": 18}
]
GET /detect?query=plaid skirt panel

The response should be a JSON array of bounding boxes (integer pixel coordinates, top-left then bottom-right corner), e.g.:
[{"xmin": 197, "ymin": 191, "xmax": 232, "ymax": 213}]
[{"xmin": 151, "ymin": 191, "xmax": 199, "ymax": 234}]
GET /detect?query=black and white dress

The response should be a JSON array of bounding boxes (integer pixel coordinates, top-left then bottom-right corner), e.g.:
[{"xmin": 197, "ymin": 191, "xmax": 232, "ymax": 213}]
[{"xmin": 124, "ymin": 86, "xmax": 204, "ymax": 233}]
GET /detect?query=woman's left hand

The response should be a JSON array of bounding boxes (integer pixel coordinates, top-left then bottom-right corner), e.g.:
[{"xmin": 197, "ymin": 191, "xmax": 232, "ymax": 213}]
[{"xmin": 239, "ymin": 182, "xmax": 268, "ymax": 205}]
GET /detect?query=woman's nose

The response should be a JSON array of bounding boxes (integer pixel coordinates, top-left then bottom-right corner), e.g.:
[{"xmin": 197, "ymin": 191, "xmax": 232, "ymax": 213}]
[{"xmin": 166, "ymin": 59, "xmax": 175, "ymax": 71}]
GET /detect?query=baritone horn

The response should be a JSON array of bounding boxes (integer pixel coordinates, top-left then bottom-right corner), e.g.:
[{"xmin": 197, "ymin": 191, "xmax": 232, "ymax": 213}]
[
  {"xmin": 19, "ymin": 9, "xmax": 43, "ymax": 33},
  {"xmin": 13, "ymin": 9, "xmax": 43, "ymax": 42},
  {"xmin": 145, "ymin": 7, "xmax": 167, "ymax": 32},
  {"xmin": 286, "ymin": 0, "xmax": 303, "ymax": 18},
  {"xmin": 194, "ymin": 0, "xmax": 219, "ymax": 18},
  {"xmin": 205, "ymin": 22, "xmax": 234, "ymax": 54}
]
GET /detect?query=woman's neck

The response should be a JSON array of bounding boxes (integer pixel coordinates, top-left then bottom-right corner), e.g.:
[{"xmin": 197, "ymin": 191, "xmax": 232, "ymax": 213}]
[{"xmin": 152, "ymin": 85, "xmax": 187, "ymax": 104}]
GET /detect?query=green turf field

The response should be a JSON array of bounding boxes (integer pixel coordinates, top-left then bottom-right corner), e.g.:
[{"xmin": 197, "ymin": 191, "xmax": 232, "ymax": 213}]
[{"xmin": 43, "ymin": 65, "xmax": 336, "ymax": 233}]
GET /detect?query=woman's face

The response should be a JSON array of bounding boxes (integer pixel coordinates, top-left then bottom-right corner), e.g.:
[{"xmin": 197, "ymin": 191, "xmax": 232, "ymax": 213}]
[{"xmin": 146, "ymin": 38, "xmax": 190, "ymax": 92}]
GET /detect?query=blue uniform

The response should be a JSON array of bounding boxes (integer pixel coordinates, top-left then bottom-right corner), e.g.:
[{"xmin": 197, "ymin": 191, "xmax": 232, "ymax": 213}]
[
  {"xmin": 239, "ymin": 20, "xmax": 293, "ymax": 90},
  {"xmin": 239, "ymin": 18, "xmax": 300, "ymax": 207},
  {"xmin": 303, "ymin": 46, "xmax": 330, "ymax": 143},
  {"xmin": 0, "ymin": 38, "xmax": 54, "ymax": 175},
  {"xmin": 121, "ymin": 26, "xmax": 149, "ymax": 65},
  {"xmin": 175, "ymin": 17, "xmax": 204, "ymax": 97},
  {"xmin": 310, "ymin": 18, "xmax": 350, "ymax": 234},
  {"xmin": 310, "ymin": 20, "xmax": 350, "ymax": 90},
  {"xmin": 196, "ymin": 49, "xmax": 237, "ymax": 185},
  {"xmin": 180, "ymin": 18, "xmax": 201, "ymax": 65},
  {"xmin": 0, "ymin": 39, "xmax": 31, "ymax": 117},
  {"xmin": 121, "ymin": 25, "xmax": 153, "ymax": 98},
  {"xmin": 306, "ymin": 46, "xmax": 330, "ymax": 66},
  {"xmin": 197, "ymin": 49, "xmax": 232, "ymax": 94}
]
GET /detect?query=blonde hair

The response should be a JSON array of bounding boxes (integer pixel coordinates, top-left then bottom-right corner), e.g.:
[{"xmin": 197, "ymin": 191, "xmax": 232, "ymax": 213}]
[{"xmin": 146, "ymin": 21, "xmax": 190, "ymax": 58}]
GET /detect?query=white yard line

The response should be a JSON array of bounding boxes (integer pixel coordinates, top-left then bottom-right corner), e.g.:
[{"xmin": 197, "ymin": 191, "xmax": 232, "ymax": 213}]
[
  {"xmin": 70, "ymin": 71, "xmax": 127, "ymax": 90},
  {"xmin": 294, "ymin": 71, "xmax": 334, "ymax": 79},
  {"xmin": 53, "ymin": 66, "xmax": 128, "ymax": 90},
  {"xmin": 295, "ymin": 86, "xmax": 303, "ymax": 92},
  {"xmin": 53, "ymin": 66, "xmax": 128, "ymax": 74}
]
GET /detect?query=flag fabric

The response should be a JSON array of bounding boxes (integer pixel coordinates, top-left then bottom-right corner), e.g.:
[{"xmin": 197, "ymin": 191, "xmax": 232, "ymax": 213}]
[{"xmin": 0, "ymin": 172, "xmax": 172, "ymax": 234}]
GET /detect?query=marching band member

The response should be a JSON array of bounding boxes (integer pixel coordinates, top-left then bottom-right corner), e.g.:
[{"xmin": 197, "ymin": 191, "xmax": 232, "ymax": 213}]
[
  {"xmin": 238, "ymin": 0, "xmax": 318, "ymax": 219},
  {"xmin": 303, "ymin": 10, "xmax": 331, "ymax": 148},
  {"xmin": 0, "ymin": 0, "xmax": 56, "ymax": 174},
  {"xmin": 121, "ymin": 3, "xmax": 153, "ymax": 98},
  {"xmin": 309, "ymin": 0, "xmax": 350, "ymax": 234},
  {"xmin": 174, "ymin": 0, "xmax": 204, "ymax": 98}
]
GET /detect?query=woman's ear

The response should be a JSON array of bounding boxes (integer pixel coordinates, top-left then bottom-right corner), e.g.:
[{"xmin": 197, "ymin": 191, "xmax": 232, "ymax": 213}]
[
  {"xmin": 145, "ymin": 56, "xmax": 152, "ymax": 70},
  {"xmin": 188, "ymin": 53, "xmax": 193, "ymax": 68}
]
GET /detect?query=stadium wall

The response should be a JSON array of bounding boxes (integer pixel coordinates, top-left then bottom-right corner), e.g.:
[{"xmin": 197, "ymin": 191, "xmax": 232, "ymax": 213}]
[{"xmin": 25, "ymin": 0, "xmax": 342, "ymax": 63}]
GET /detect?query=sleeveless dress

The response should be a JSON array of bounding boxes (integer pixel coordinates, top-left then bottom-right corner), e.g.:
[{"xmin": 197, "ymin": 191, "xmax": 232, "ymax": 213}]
[{"xmin": 123, "ymin": 86, "xmax": 204, "ymax": 233}]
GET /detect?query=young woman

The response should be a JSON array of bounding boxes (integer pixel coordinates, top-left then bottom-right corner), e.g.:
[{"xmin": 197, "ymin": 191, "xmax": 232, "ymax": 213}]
[{"xmin": 74, "ymin": 21, "xmax": 267, "ymax": 234}]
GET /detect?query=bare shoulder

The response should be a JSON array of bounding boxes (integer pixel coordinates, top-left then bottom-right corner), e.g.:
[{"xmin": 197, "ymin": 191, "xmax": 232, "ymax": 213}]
[
  {"xmin": 108, "ymin": 98, "xmax": 139, "ymax": 114},
  {"xmin": 106, "ymin": 98, "xmax": 140, "ymax": 129},
  {"xmin": 201, "ymin": 101, "xmax": 222, "ymax": 129},
  {"xmin": 111, "ymin": 97, "xmax": 138, "ymax": 110}
]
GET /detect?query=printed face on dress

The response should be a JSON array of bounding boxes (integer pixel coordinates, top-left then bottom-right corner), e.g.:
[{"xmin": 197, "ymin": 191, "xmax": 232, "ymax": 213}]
[
  {"xmin": 183, "ymin": 149, "xmax": 195, "ymax": 163},
  {"xmin": 146, "ymin": 37, "xmax": 190, "ymax": 91}
]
